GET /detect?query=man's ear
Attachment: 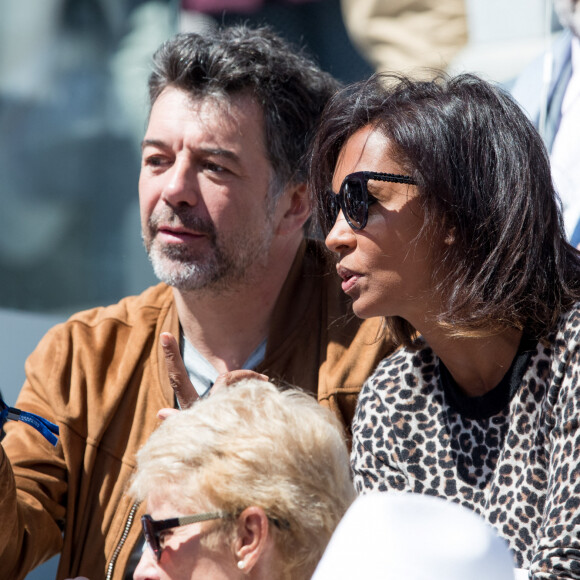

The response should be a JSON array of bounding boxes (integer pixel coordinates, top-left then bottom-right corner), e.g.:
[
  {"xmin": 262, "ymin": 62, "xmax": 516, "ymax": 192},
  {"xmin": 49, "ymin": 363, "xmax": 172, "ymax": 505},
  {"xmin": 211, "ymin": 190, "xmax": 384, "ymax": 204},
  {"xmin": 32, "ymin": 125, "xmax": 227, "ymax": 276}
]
[
  {"xmin": 233, "ymin": 507, "xmax": 270, "ymax": 573},
  {"xmin": 274, "ymin": 182, "xmax": 311, "ymax": 236}
]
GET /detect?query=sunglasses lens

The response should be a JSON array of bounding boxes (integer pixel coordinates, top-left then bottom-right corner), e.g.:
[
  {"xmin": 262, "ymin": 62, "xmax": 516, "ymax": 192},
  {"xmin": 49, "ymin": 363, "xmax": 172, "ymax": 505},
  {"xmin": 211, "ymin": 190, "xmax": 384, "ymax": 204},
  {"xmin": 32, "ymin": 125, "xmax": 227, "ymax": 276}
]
[
  {"xmin": 142, "ymin": 516, "xmax": 160, "ymax": 560},
  {"xmin": 343, "ymin": 178, "xmax": 366, "ymax": 229}
]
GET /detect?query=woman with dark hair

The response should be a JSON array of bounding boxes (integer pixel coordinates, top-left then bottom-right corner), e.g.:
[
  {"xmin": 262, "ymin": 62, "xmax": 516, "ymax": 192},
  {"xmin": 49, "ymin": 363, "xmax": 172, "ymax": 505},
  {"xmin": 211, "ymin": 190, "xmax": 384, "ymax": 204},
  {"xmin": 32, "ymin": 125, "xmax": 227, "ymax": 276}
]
[{"xmin": 310, "ymin": 73, "xmax": 580, "ymax": 578}]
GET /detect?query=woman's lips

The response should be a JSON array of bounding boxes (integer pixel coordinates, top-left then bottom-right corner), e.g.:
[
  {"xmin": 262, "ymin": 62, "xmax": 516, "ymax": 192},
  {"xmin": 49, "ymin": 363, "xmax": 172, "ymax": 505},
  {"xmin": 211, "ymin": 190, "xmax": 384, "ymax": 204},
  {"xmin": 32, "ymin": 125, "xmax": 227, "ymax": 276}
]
[{"xmin": 336, "ymin": 264, "xmax": 361, "ymax": 294}]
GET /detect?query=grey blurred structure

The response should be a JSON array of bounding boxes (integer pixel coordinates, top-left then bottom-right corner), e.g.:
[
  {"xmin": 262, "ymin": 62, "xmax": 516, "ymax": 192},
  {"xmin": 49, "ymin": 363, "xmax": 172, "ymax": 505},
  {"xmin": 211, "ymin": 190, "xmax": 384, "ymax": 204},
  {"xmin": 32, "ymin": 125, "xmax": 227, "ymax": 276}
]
[{"xmin": 0, "ymin": 0, "xmax": 176, "ymax": 315}]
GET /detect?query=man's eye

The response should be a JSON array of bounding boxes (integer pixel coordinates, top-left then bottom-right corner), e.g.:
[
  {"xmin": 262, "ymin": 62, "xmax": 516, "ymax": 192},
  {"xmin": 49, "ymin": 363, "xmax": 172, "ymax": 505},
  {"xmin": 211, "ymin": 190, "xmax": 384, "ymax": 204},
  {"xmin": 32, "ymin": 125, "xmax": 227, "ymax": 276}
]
[
  {"xmin": 203, "ymin": 161, "xmax": 226, "ymax": 173},
  {"xmin": 143, "ymin": 155, "xmax": 166, "ymax": 167}
]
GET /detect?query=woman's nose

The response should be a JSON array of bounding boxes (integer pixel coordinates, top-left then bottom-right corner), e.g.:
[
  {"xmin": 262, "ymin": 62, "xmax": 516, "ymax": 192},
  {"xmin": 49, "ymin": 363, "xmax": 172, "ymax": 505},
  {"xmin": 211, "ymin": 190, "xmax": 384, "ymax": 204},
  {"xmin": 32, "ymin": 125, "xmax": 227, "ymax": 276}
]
[
  {"xmin": 325, "ymin": 210, "xmax": 356, "ymax": 255},
  {"xmin": 133, "ymin": 546, "xmax": 160, "ymax": 580}
]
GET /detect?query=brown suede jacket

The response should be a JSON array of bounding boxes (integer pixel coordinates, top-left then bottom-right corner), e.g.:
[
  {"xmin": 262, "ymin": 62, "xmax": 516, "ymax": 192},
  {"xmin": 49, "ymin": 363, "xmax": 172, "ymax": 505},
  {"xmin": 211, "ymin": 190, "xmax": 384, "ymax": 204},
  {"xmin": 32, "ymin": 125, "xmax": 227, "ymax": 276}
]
[{"xmin": 0, "ymin": 240, "xmax": 393, "ymax": 580}]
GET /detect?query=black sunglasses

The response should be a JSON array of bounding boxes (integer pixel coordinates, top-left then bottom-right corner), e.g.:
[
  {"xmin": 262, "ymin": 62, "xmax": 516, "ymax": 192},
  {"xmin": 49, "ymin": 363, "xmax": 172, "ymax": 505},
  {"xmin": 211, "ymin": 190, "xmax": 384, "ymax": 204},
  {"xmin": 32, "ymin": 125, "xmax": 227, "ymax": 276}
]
[
  {"xmin": 324, "ymin": 171, "xmax": 417, "ymax": 233},
  {"xmin": 141, "ymin": 511, "xmax": 228, "ymax": 561},
  {"xmin": 141, "ymin": 509, "xmax": 291, "ymax": 562}
]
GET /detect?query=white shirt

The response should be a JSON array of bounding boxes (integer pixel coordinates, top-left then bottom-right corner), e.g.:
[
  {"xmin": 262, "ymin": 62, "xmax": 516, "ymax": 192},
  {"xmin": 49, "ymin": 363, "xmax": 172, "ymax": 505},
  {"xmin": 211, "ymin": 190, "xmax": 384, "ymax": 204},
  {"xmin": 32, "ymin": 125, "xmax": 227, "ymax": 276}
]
[{"xmin": 181, "ymin": 334, "xmax": 266, "ymax": 399}]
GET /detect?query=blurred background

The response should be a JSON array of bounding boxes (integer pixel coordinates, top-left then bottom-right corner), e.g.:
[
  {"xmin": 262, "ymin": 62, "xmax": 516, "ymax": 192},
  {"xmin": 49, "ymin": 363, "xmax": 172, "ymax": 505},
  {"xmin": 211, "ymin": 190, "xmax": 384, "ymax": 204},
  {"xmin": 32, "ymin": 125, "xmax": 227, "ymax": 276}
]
[{"xmin": 0, "ymin": 0, "xmax": 566, "ymax": 577}]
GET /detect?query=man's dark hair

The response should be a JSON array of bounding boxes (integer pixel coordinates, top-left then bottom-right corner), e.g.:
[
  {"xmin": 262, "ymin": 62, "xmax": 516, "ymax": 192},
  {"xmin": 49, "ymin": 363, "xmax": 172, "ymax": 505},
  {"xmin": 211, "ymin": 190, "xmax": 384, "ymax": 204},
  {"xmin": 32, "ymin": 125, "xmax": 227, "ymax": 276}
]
[
  {"xmin": 310, "ymin": 72, "xmax": 580, "ymax": 345},
  {"xmin": 148, "ymin": 25, "xmax": 339, "ymax": 194}
]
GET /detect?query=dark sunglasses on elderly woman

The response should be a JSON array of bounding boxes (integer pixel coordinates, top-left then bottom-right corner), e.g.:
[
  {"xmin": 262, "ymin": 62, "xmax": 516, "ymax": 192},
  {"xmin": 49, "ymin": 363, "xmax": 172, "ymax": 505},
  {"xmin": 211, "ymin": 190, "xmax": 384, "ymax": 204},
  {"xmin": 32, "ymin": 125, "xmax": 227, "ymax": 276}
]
[
  {"xmin": 141, "ymin": 511, "xmax": 228, "ymax": 561},
  {"xmin": 141, "ymin": 510, "xmax": 290, "ymax": 561},
  {"xmin": 325, "ymin": 170, "xmax": 417, "ymax": 233}
]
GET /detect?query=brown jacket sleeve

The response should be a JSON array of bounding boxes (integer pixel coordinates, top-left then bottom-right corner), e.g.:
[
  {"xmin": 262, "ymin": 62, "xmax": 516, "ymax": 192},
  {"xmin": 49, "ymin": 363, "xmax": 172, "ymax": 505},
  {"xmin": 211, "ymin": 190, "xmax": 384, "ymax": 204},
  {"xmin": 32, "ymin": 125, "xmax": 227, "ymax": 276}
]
[{"xmin": 0, "ymin": 324, "xmax": 68, "ymax": 580}]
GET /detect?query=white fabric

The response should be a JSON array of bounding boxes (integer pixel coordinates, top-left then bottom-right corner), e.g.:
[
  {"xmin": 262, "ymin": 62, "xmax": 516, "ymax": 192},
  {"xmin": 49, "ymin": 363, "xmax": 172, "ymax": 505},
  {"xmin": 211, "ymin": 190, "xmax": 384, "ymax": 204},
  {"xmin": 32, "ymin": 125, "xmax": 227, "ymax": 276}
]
[
  {"xmin": 182, "ymin": 337, "xmax": 220, "ymax": 398},
  {"xmin": 312, "ymin": 493, "xmax": 518, "ymax": 580},
  {"xmin": 551, "ymin": 36, "xmax": 580, "ymax": 240}
]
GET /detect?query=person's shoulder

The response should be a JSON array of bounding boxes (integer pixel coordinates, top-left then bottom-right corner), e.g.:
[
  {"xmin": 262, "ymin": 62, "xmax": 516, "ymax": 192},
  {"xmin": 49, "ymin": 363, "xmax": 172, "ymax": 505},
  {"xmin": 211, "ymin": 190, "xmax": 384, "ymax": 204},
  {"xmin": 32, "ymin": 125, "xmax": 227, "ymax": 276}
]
[
  {"xmin": 536, "ymin": 302, "xmax": 580, "ymax": 367},
  {"xmin": 26, "ymin": 283, "xmax": 173, "ymax": 375},
  {"xmin": 64, "ymin": 282, "xmax": 173, "ymax": 330},
  {"xmin": 554, "ymin": 301, "xmax": 580, "ymax": 341},
  {"xmin": 369, "ymin": 339, "xmax": 434, "ymax": 386}
]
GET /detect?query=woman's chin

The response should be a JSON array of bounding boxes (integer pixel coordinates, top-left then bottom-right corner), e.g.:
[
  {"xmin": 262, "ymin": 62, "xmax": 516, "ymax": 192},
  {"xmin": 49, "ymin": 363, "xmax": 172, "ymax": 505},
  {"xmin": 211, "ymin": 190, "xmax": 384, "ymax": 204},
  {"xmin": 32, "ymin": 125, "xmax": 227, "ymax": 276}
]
[{"xmin": 351, "ymin": 300, "xmax": 383, "ymax": 320}]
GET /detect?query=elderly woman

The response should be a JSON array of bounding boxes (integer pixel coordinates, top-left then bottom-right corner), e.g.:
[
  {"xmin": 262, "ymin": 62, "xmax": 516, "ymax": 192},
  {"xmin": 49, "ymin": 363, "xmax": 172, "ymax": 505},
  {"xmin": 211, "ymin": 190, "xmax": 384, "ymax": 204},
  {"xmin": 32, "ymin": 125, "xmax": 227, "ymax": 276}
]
[
  {"xmin": 309, "ymin": 73, "xmax": 580, "ymax": 577},
  {"xmin": 129, "ymin": 378, "xmax": 354, "ymax": 580}
]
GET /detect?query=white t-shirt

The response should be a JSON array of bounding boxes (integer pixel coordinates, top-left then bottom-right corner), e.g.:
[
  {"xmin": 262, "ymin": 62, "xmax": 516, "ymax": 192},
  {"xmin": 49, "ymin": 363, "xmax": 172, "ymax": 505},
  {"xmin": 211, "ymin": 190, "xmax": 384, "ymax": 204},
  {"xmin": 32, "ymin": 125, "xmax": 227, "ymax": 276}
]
[{"xmin": 181, "ymin": 334, "xmax": 266, "ymax": 399}]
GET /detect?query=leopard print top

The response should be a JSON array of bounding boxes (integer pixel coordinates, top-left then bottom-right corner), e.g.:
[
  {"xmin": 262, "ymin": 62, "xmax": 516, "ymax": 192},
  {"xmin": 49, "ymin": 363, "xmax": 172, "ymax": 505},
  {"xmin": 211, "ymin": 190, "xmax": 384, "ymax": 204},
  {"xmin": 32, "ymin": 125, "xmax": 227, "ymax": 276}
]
[{"xmin": 352, "ymin": 305, "xmax": 580, "ymax": 579}]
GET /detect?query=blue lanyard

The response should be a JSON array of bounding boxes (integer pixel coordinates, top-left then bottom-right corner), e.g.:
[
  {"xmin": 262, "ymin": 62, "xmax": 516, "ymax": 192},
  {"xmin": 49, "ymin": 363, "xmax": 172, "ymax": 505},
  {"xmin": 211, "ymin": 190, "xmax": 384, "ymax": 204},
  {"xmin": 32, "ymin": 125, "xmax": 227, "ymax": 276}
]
[{"xmin": 0, "ymin": 398, "xmax": 60, "ymax": 447}]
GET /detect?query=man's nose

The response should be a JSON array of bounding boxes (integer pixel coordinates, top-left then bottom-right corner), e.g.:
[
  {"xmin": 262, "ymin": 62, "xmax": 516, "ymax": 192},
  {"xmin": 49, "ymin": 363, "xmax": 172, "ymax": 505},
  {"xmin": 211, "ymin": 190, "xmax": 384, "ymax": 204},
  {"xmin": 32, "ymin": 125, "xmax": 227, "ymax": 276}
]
[{"xmin": 161, "ymin": 158, "xmax": 200, "ymax": 207}]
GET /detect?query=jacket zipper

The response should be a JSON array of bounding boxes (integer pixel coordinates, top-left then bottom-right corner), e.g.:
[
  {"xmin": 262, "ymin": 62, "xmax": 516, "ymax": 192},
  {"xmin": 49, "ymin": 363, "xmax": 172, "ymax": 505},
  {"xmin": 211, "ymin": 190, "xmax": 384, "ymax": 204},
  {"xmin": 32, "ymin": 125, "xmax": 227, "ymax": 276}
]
[{"xmin": 105, "ymin": 501, "xmax": 140, "ymax": 580}]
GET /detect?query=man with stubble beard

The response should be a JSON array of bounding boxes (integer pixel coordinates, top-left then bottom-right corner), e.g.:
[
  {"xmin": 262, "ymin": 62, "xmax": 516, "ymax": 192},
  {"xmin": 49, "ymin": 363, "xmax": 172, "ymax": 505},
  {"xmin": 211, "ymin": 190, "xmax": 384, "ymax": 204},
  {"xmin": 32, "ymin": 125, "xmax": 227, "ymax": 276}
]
[{"xmin": 0, "ymin": 25, "xmax": 392, "ymax": 580}]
